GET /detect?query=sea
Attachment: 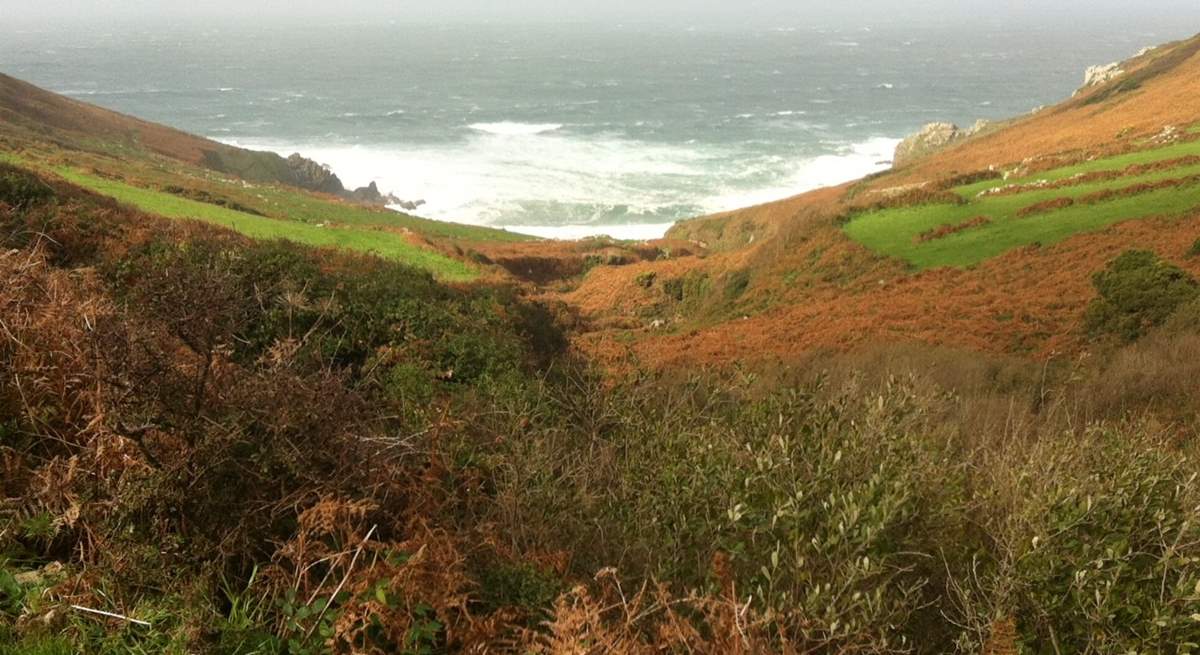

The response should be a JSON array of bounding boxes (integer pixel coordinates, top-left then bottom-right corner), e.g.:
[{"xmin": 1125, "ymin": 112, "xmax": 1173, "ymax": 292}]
[{"xmin": 1, "ymin": 17, "xmax": 1194, "ymax": 238}]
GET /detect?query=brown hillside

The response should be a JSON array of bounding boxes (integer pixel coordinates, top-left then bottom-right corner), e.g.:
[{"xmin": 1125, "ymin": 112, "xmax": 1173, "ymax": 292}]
[
  {"xmin": 0, "ymin": 71, "xmax": 221, "ymax": 164},
  {"xmin": 886, "ymin": 34, "xmax": 1200, "ymax": 186},
  {"xmin": 562, "ymin": 32, "xmax": 1200, "ymax": 371}
]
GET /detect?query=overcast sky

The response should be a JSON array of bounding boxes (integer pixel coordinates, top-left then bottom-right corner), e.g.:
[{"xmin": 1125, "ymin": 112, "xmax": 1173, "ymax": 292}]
[{"xmin": 5, "ymin": 0, "xmax": 1200, "ymax": 27}]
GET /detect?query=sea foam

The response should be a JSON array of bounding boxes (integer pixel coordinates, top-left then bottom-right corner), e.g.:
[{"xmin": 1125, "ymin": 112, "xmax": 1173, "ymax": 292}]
[
  {"xmin": 467, "ymin": 122, "xmax": 563, "ymax": 136},
  {"xmin": 217, "ymin": 131, "xmax": 899, "ymax": 242}
]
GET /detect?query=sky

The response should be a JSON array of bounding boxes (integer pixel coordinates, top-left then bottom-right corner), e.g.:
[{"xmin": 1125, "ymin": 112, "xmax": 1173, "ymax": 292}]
[{"xmin": 4, "ymin": 0, "xmax": 1200, "ymax": 27}]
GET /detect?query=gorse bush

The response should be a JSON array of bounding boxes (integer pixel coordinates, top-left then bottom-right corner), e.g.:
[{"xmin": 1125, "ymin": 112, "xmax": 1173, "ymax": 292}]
[{"xmin": 1085, "ymin": 249, "xmax": 1200, "ymax": 341}]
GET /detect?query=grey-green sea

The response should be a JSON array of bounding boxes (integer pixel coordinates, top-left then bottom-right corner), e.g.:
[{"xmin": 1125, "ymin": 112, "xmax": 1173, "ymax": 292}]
[{"xmin": 1, "ymin": 19, "xmax": 1188, "ymax": 237}]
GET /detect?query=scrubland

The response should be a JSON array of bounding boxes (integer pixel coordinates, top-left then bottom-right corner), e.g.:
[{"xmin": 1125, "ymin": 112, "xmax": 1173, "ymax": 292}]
[{"xmin": 4, "ymin": 162, "xmax": 1200, "ymax": 653}]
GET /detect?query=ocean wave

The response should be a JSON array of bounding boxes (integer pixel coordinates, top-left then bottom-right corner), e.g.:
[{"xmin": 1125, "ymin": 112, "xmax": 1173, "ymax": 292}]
[
  {"xmin": 698, "ymin": 137, "xmax": 900, "ymax": 214},
  {"xmin": 468, "ymin": 122, "xmax": 564, "ymax": 136},
  {"xmin": 215, "ymin": 133, "xmax": 898, "ymax": 238},
  {"xmin": 498, "ymin": 223, "xmax": 678, "ymax": 241}
]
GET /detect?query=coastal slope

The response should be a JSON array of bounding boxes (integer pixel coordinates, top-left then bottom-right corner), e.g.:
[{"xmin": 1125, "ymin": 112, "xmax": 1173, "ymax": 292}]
[{"xmin": 558, "ymin": 32, "xmax": 1200, "ymax": 370}]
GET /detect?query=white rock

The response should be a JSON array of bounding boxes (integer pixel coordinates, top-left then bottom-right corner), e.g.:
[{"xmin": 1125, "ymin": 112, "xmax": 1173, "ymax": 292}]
[{"xmin": 1075, "ymin": 62, "xmax": 1123, "ymax": 95}]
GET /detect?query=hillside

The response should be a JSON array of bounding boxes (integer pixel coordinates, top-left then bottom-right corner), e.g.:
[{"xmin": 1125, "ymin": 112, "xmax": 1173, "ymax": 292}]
[
  {"xmin": 2, "ymin": 71, "xmax": 390, "ymax": 199},
  {"xmin": 556, "ymin": 33, "xmax": 1200, "ymax": 370},
  {"xmin": 4, "ymin": 31, "xmax": 1200, "ymax": 655}
]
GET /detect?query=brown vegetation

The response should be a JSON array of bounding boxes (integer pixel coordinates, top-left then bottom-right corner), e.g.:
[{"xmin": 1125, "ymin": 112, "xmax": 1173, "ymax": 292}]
[
  {"xmin": 1015, "ymin": 196, "xmax": 1075, "ymax": 217},
  {"xmin": 914, "ymin": 215, "xmax": 991, "ymax": 243},
  {"xmin": 982, "ymin": 154, "xmax": 1200, "ymax": 197},
  {"xmin": 1078, "ymin": 172, "xmax": 1200, "ymax": 204},
  {"xmin": 850, "ymin": 186, "xmax": 966, "ymax": 215}
]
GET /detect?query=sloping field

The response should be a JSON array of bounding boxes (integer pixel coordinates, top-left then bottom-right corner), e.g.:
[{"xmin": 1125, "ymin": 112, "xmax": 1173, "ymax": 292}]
[
  {"xmin": 54, "ymin": 167, "xmax": 480, "ymax": 281},
  {"xmin": 845, "ymin": 138, "xmax": 1200, "ymax": 268}
]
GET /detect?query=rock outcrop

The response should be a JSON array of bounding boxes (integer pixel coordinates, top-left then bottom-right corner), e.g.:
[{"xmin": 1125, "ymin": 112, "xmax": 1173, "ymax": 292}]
[
  {"xmin": 893, "ymin": 120, "xmax": 993, "ymax": 167},
  {"xmin": 346, "ymin": 181, "xmax": 404, "ymax": 207},
  {"xmin": 280, "ymin": 154, "xmax": 413, "ymax": 209},
  {"xmin": 1076, "ymin": 62, "xmax": 1124, "ymax": 95},
  {"xmin": 285, "ymin": 153, "xmax": 346, "ymax": 195}
]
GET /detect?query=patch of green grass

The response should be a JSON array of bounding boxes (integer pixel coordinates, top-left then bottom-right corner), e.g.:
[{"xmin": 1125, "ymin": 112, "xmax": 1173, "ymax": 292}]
[
  {"xmin": 248, "ymin": 184, "xmax": 534, "ymax": 242},
  {"xmin": 953, "ymin": 139, "xmax": 1200, "ymax": 198},
  {"xmin": 55, "ymin": 168, "xmax": 479, "ymax": 281},
  {"xmin": 5, "ymin": 146, "xmax": 532, "ymax": 245},
  {"xmin": 846, "ymin": 140, "xmax": 1200, "ymax": 269}
]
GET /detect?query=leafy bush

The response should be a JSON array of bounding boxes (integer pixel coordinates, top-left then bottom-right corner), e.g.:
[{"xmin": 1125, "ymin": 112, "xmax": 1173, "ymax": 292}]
[
  {"xmin": 661, "ymin": 271, "xmax": 710, "ymax": 304},
  {"xmin": 955, "ymin": 427, "xmax": 1200, "ymax": 652},
  {"xmin": 722, "ymin": 269, "xmax": 751, "ymax": 300},
  {"xmin": 467, "ymin": 374, "xmax": 964, "ymax": 650},
  {"xmin": 0, "ymin": 164, "xmax": 53, "ymax": 209},
  {"xmin": 1085, "ymin": 250, "xmax": 1200, "ymax": 341}
]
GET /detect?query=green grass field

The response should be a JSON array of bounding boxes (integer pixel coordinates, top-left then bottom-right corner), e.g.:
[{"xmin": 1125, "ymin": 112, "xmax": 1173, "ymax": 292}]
[
  {"xmin": 55, "ymin": 168, "xmax": 480, "ymax": 281},
  {"xmin": 245, "ymin": 184, "xmax": 534, "ymax": 242},
  {"xmin": 846, "ymin": 139, "xmax": 1200, "ymax": 269}
]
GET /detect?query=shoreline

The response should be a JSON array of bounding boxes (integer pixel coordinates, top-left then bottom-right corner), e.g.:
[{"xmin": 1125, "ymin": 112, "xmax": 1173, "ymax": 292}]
[{"xmin": 217, "ymin": 135, "xmax": 900, "ymax": 242}]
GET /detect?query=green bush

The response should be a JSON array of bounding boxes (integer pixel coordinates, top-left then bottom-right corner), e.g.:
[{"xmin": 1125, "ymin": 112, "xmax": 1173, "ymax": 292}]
[
  {"xmin": 1163, "ymin": 297, "xmax": 1200, "ymax": 334},
  {"xmin": 1085, "ymin": 250, "xmax": 1200, "ymax": 341},
  {"xmin": 476, "ymin": 560, "xmax": 563, "ymax": 618},
  {"xmin": 1017, "ymin": 446, "xmax": 1200, "ymax": 651},
  {"xmin": 661, "ymin": 271, "xmax": 710, "ymax": 304},
  {"xmin": 472, "ymin": 375, "xmax": 962, "ymax": 649},
  {"xmin": 0, "ymin": 164, "xmax": 54, "ymax": 209},
  {"xmin": 956, "ymin": 427, "xmax": 1200, "ymax": 653},
  {"xmin": 723, "ymin": 269, "xmax": 751, "ymax": 300}
]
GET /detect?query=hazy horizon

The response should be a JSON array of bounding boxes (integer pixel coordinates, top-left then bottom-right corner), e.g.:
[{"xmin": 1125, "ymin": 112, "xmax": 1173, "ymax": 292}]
[{"xmin": 5, "ymin": 0, "xmax": 1200, "ymax": 29}]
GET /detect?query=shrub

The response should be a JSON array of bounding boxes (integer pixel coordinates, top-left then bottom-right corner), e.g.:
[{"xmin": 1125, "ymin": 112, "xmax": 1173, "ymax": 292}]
[
  {"xmin": 470, "ymin": 374, "xmax": 964, "ymax": 650},
  {"xmin": 956, "ymin": 427, "xmax": 1200, "ymax": 652},
  {"xmin": 1085, "ymin": 250, "xmax": 1200, "ymax": 341},
  {"xmin": 723, "ymin": 269, "xmax": 751, "ymax": 300},
  {"xmin": 0, "ymin": 164, "xmax": 54, "ymax": 210},
  {"xmin": 661, "ymin": 271, "xmax": 710, "ymax": 304}
]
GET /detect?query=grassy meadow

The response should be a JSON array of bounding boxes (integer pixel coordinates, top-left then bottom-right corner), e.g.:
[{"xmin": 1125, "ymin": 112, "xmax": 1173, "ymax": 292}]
[
  {"xmin": 846, "ymin": 138, "xmax": 1200, "ymax": 268},
  {"xmin": 54, "ymin": 167, "xmax": 481, "ymax": 281},
  {"xmin": 2, "ymin": 143, "xmax": 538, "ymax": 281}
]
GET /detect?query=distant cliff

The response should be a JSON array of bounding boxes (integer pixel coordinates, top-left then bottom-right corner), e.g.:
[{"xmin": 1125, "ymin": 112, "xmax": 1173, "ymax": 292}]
[
  {"xmin": 0, "ymin": 71, "xmax": 399, "ymax": 207},
  {"xmin": 203, "ymin": 149, "xmax": 399, "ymax": 205}
]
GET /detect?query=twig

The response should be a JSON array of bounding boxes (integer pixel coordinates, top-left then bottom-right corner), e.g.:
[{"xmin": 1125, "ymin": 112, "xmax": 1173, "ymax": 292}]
[
  {"xmin": 306, "ymin": 524, "xmax": 377, "ymax": 638},
  {"xmin": 71, "ymin": 605, "xmax": 151, "ymax": 627}
]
